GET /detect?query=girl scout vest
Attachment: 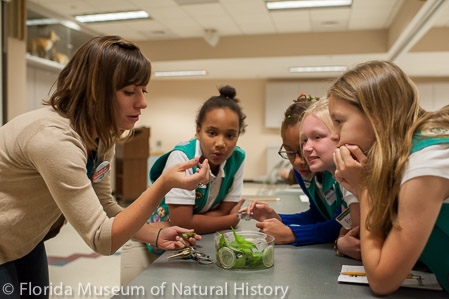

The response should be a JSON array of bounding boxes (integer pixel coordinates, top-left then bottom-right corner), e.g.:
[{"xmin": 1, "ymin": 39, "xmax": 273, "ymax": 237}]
[
  {"xmin": 147, "ymin": 139, "xmax": 245, "ymax": 254},
  {"xmin": 411, "ymin": 134, "xmax": 449, "ymax": 293},
  {"xmin": 307, "ymin": 171, "xmax": 345, "ymax": 220}
]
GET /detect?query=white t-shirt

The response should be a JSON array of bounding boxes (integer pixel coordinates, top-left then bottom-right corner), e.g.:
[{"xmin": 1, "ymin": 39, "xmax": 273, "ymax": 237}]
[
  {"xmin": 401, "ymin": 144, "xmax": 449, "ymax": 203},
  {"xmin": 340, "ymin": 185, "xmax": 358, "ymax": 206},
  {"xmin": 163, "ymin": 142, "xmax": 245, "ymax": 213}
]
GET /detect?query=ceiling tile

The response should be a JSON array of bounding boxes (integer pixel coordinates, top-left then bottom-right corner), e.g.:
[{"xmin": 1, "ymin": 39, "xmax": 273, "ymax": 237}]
[{"xmin": 25, "ymin": 0, "xmax": 449, "ymax": 79}]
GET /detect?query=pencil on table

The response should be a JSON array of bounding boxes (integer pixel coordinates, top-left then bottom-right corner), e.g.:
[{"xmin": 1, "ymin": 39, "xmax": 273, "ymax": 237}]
[{"xmin": 341, "ymin": 272, "xmax": 417, "ymax": 279}]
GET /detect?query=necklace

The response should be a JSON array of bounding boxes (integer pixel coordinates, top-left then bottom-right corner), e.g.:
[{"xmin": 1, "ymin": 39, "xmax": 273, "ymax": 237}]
[{"xmin": 86, "ymin": 150, "xmax": 98, "ymax": 179}]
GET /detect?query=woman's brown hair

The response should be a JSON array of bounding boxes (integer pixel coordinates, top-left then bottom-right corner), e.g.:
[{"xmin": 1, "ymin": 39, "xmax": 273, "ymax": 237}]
[{"xmin": 45, "ymin": 35, "xmax": 151, "ymax": 151}]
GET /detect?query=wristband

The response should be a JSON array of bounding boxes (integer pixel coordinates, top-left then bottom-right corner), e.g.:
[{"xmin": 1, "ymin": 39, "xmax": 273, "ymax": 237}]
[
  {"xmin": 333, "ymin": 238, "xmax": 345, "ymax": 257},
  {"xmin": 156, "ymin": 228, "xmax": 163, "ymax": 248}
]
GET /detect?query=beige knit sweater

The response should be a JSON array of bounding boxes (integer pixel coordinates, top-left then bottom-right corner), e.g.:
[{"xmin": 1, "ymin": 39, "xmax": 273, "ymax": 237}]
[{"xmin": 0, "ymin": 106, "xmax": 123, "ymax": 264}]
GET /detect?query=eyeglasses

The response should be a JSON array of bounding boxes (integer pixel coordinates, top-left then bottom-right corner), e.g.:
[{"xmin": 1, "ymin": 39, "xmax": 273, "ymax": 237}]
[{"xmin": 278, "ymin": 145, "xmax": 302, "ymax": 160}]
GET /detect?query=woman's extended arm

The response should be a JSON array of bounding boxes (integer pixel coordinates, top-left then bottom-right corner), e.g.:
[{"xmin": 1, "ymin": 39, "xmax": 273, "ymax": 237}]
[
  {"xmin": 110, "ymin": 157, "xmax": 209, "ymax": 252},
  {"xmin": 132, "ymin": 223, "xmax": 201, "ymax": 250},
  {"xmin": 168, "ymin": 201, "xmax": 243, "ymax": 235}
]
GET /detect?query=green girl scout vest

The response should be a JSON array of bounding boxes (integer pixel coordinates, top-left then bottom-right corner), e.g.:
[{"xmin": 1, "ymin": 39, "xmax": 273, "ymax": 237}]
[
  {"xmin": 411, "ymin": 134, "xmax": 449, "ymax": 293},
  {"xmin": 307, "ymin": 171, "xmax": 346, "ymax": 220},
  {"xmin": 146, "ymin": 139, "xmax": 245, "ymax": 255}
]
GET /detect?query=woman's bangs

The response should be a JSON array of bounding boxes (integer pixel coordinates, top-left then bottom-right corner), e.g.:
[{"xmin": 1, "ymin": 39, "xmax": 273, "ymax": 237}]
[{"xmin": 118, "ymin": 53, "xmax": 151, "ymax": 88}]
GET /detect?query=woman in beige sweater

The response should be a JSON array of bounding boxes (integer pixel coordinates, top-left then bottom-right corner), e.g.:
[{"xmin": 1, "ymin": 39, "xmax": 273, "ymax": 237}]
[{"xmin": 0, "ymin": 35, "xmax": 208, "ymax": 297}]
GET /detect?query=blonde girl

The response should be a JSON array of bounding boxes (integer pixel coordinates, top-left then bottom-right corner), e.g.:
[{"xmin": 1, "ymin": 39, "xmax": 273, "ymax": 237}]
[{"xmin": 329, "ymin": 60, "xmax": 449, "ymax": 294}]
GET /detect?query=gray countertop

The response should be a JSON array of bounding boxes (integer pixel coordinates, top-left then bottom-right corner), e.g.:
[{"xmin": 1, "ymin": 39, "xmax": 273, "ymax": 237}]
[{"xmin": 112, "ymin": 190, "xmax": 447, "ymax": 299}]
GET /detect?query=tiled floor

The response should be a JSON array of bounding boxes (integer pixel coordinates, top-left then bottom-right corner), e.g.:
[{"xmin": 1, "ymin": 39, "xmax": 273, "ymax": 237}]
[
  {"xmin": 43, "ymin": 182, "xmax": 292, "ymax": 299},
  {"xmin": 45, "ymin": 224, "xmax": 121, "ymax": 299}
]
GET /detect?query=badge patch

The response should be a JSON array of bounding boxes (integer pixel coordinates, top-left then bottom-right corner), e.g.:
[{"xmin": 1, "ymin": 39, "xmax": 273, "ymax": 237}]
[
  {"xmin": 92, "ymin": 161, "xmax": 110, "ymax": 183},
  {"xmin": 336, "ymin": 208, "xmax": 352, "ymax": 229},
  {"xmin": 324, "ymin": 188, "xmax": 337, "ymax": 205}
]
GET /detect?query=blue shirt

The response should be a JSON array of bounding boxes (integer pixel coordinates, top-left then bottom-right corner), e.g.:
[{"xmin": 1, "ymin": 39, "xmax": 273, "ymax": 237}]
[{"xmin": 279, "ymin": 170, "xmax": 341, "ymax": 246}]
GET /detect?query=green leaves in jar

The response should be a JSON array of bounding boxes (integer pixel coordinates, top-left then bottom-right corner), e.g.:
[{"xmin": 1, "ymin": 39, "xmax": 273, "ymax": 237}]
[{"xmin": 216, "ymin": 228, "xmax": 273, "ymax": 269}]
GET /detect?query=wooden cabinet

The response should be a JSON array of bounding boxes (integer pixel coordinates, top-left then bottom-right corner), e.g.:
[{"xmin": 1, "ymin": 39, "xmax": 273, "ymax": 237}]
[{"xmin": 114, "ymin": 127, "xmax": 150, "ymax": 204}]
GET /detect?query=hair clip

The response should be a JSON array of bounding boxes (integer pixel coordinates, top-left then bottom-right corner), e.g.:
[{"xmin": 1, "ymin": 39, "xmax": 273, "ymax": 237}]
[
  {"xmin": 297, "ymin": 92, "xmax": 319, "ymax": 102},
  {"xmin": 294, "ymin": 92, "xmax": 319, "ymax": 103},
  {"xmin": 287, "ymin": 114, "xmax": 291, "ymax": 118}
]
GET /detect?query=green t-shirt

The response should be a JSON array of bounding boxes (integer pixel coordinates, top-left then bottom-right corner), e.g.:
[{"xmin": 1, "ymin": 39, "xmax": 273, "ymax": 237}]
[{"xmin": 412, "ymin": 134, "xmax": 449, "ymax": 293}]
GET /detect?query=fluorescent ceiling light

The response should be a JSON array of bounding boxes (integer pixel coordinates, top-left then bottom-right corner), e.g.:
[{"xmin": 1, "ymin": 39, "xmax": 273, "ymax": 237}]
[
  {"xmin": 153, "ymin": 70, "xmax": 208, "ymax": 77},
  {"xmin": 60, "ymin": 20, "xmax": 81, "ymax": 31},
  {"xmin": 289, "ymin": 66, "xmax": 348, "ymax": 73},
  {"xmin": 75, "ymin": 11, "xmax": 149, "ymax": 23},
  {"xmin": 26, "ymin": 18, "xmax": 81, "ymax": 31},
  {"xmin": 266, "ymin": 0, "xmax": 352, "ymax": 10},
  {"xmin": 26, "ymin": 19, "xmax": 59, "ymax": 26}
]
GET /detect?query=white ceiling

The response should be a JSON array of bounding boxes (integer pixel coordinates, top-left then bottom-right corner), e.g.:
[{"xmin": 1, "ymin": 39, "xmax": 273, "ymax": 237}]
[{"xmin": 27, "ymin": 0, "xmax": 449, "ymax": 80}]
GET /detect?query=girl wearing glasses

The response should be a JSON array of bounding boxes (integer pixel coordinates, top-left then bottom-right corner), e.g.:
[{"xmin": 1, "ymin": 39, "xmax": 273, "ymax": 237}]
[{"xmin": 245, "ymin": 94, "xmax": 360, "ymax": 259}]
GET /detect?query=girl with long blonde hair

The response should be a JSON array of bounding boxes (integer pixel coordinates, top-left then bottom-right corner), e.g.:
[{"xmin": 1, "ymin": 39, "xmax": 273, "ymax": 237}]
[{"xmin": 329, "ymin": 60, "xmax": 449, "ymax": 294}]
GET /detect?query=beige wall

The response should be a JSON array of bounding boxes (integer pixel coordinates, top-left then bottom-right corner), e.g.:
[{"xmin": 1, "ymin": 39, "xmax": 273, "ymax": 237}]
[
  {"xmin": 7, "ymin": 37, "xmax": 27, "ymax": 121},
  {"xmin": 24, "ymin": 66, "xmax": 449, "ymax": 181},
  {"xmin": 136, "ymin": 79, "xmax": 281, "ymax": 180},
  {"xmin": 135, "ymin": 77, "xmax": 449, "ymax": 180}
]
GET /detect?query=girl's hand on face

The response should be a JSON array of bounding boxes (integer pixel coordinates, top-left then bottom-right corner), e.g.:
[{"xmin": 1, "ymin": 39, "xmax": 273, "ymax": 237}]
[
  {"xmin": 333, "ymin": 145, "xmax": 366, "ymax": 197},
  {"xmin": 344, "ymin": 144, "xmax": 367, "ymax": 164},
  {"xmin": 163, "ymin": 157, "xmax": 210, "ymax": 190}
]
